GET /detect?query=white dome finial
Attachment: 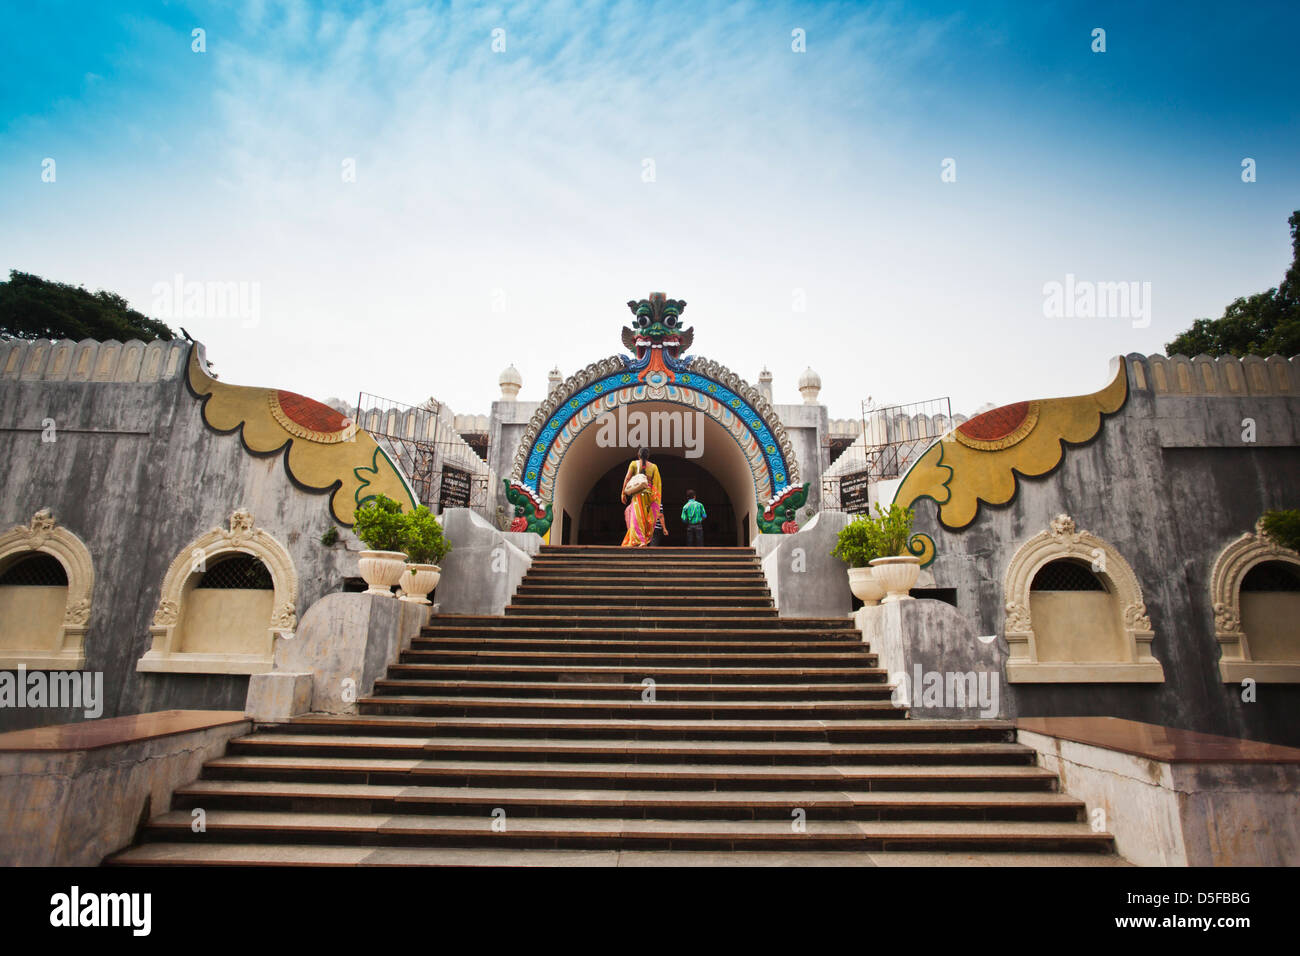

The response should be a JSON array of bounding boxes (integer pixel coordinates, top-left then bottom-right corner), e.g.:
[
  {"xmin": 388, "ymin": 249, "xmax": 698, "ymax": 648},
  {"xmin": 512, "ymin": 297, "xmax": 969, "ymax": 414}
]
[
  {"xmin": 499, "ymin": 363, "xmax": 522, "ymax": 400},
  {"xmin": 798, "ymin": 366, "xmax": 822, "ymax": 404}
]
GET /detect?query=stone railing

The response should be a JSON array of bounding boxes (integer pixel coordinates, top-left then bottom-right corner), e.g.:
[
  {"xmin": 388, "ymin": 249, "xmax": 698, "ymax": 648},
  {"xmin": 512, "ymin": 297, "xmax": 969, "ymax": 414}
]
[
  {"xmin": 0, "ymin": 337, "xmax": 190, "ymax": 384},
  {"xmin": 1130, "ymin": 353, "xmax": 1299, "ymax": 396}
]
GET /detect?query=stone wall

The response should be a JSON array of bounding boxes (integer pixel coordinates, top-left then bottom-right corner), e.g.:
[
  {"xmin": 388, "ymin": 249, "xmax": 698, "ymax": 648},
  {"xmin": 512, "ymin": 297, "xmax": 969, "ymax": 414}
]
[
  {"xmin": 915, "ymin": 353, "xmax": 1300, "ymax": 746},
  {"xmin": 0, "ymin": 338, "xmax": 367, "ymax": 731}
]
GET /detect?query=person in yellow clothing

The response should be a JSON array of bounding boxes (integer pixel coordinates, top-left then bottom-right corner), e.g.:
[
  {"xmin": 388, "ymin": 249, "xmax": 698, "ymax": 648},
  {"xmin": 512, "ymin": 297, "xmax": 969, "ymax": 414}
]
[{"xmin": 620, "ymin": 447, "xmax": 668, "ymax": 547}]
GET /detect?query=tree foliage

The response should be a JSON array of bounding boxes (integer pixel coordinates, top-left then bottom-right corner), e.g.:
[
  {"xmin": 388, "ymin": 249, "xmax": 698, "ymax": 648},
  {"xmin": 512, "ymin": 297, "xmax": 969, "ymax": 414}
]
[
  {"xmin": 1165, "ymin": 211, "xmax": 1300, "ymax": 358},
  {"xmin": 0, "ymin": 270, "xmax": 175, "ymax": 342}
]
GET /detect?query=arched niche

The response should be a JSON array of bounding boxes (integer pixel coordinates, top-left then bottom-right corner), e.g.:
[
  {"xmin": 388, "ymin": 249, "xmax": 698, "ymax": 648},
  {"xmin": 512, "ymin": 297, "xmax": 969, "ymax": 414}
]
[
  {"xmin": 137, "ymin": 509, "xmax": 297, "ymax": 675},
  {"xmin": 1002, "ymin": 514, "xmax": 1164, "ymax": 683},
  {"xmin": 1210, "ymin": 523, "xmax": 1300, "ymax": 683},
  {"xmin": 0, "ymin": 509, "xmax": 94, "ymax": 669}
]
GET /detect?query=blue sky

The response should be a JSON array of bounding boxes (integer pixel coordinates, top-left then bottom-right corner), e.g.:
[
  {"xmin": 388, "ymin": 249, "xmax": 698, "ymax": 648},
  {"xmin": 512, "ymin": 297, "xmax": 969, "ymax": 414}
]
[{"xmin": 2, "ymin": 0, "xmax": 1297, "ymax": 418}]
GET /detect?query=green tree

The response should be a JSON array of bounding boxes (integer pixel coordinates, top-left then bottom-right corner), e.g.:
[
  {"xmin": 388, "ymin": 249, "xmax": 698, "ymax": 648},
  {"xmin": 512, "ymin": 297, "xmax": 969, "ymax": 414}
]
[
  {"xmin": 1165, "ymin": 211, "xmax": 1300, "ymax": 358},
  {"xmin": 0, "ymin": 270, "xmax": 175, "ymax": 342}
]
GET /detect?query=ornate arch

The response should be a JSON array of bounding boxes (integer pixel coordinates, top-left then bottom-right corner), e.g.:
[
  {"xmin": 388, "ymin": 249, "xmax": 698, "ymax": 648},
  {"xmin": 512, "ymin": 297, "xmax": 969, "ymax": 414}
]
[
  {"xmin": 509, "ymin": 355, "xmax": 802, "ymax": 526},
  {"xmin": 0, "ymin": 509, "xmax": 94, "ymax": 669},
  {"xmin": 137, "ymin": 509, "xmax": 297, "ymax": 675},
  {"xmin": 1210, "ymin": 522, "xmax": 1300, "ymax": 682},
  {"xmin": 1002, "ymin": 514, "xmax": 1163, "ymax": 683}
]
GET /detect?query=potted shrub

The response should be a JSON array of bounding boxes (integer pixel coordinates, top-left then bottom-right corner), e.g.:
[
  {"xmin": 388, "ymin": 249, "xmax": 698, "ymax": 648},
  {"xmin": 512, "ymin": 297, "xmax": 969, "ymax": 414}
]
[
  {"xmin": 867, "ymin": 503, "xmax": 919, "ymax": 603},
  {"xmin": 832, "ymin": 516, "xmax": 885, "ymax": 605},
  {"xmin": 398, "ymin": 506, "xmax": 452, "ymax": 605},
  {"xmin": 352, "ymin": 495, "xmax": 408, "ymax": 595}
]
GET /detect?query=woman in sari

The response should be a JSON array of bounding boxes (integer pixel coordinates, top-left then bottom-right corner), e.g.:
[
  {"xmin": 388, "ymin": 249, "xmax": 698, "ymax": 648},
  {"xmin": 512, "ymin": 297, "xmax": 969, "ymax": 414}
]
[{"xmin": 621, "ymin": 447, "xmax": 668, "ymax": 547}]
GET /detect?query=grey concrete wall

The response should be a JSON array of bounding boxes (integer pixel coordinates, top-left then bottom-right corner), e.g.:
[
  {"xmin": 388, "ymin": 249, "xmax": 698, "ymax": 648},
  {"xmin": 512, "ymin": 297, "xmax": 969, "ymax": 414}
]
[
  {"xmin": 0, "ymin": 340, "xmax": 367, "ymax": 730},
  {"xmin": 266, "ymin": 591, "xmax": 429, "ymax": 716},
  {"xmin": 855, "ymin": 599, "xmax": 1007, "ymax": 719},
  {"xmin": 434, "ymin": 507, "xmax": 540, "ymax": 615},
  {"xmin": 759, "ymin": 510, "xmax": 854, "ymax": 618},
  {"xmin": 0, "ymin": 716, "xmax": 250, "ymax": 866},
  {"xmin": 915, "ymin": 353, "xmax": 1300, "ymax": 745}
]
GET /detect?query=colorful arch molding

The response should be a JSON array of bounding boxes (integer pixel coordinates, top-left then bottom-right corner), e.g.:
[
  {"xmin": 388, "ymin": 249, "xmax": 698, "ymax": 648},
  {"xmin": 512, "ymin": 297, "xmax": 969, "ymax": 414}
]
[
  {"xmin": 893, "ymin": 358, "xmax": 1129, "ymax": 565},
  {"xmin": 510, "ymin": 354, "xmax": 801, "ymax": 518},
  {"xmin": 186, "ymin": 345, "xmax": 416, "ymax": 524}
]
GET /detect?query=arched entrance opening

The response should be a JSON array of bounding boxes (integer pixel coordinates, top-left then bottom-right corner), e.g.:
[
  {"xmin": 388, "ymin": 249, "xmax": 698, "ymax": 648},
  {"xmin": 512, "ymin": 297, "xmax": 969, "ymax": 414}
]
[
  {"xmin": 575, "ymin": 458, "xmax": 737, "ymax": 546},
  {"xmin": 547, "ymin": 400, "xmax": 759, "ymax": 546}
]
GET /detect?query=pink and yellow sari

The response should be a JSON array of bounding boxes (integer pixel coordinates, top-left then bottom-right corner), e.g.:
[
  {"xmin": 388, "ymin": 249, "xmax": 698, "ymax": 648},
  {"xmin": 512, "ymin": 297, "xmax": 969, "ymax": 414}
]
[{"xmin": 621, "ymin": 460, "xmax": 662, "ymax": 547}]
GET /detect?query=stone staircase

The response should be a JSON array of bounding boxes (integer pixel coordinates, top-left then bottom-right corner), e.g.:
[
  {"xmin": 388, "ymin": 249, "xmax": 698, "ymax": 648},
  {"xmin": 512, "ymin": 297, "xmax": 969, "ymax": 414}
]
[{"xmin": 107, "ymin": 544, "xmax": 1116, "ymax": 865}]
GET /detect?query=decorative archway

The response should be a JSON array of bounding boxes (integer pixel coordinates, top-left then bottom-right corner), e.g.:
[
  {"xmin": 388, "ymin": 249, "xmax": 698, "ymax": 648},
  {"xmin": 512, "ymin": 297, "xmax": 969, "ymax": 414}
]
[
  {"xmin": 137, "ymin": 509, "xmax": 297, "ymax": 675},
  {"xmin": 1002, "ymin": 514, "xmax": 1163, "ymax": 683},
  {"xmin": 1210, "ymin": 521, "xmax": 1300, "ymax": 682},
  {"xmin": 506, "ymin": 294, "xmax": 806, "ymax": 537},
  {"xmin": 0, "ymin": 509, "xmax": 94, "ymax": 669}
]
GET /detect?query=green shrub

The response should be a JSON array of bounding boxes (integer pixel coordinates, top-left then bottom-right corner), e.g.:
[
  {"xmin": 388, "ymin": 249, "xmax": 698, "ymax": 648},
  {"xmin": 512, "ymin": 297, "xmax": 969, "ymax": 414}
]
[
  {"xmin": 831, "ymin": 503, "xmax": 915, "ymax": 567},
  {"xmin": 400, "ymin": 506, "xmax": 452, "ymax": 565},
  {"xmin": 320, "ymin": 526, "xmax": 339, "ymax": 546},
  {"xmin": 871, "ymin": 502, "xmax": 915, "ymax": 557},
  {"xmin": 352, "ymin": 495, "xmax": 406, "ymax": 552},
  {"xmin": 1261, "ymin": 509, "xmax": 1300, "ymax": 552},
  {"xmin": 831, "ymin": 517, "xmax": 879, "ymax": 568}
]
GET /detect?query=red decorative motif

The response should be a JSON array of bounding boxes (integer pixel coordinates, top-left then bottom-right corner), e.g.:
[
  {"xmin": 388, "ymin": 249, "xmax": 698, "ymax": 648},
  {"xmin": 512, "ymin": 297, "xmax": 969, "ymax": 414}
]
[
  {"xmin": 510, "ymin": 516, "xmax": 528, "ymax": 532},
  {"xmin": 958, "ymin": 401, "xmax": 1030, "ymax": 441},
  {"xmin": 276, "ymin": 390, "xmax": 349, "ymax": 433},
  {"xmin": 781, "ymin": 521, "xmax": 799, "ymax": 535}
]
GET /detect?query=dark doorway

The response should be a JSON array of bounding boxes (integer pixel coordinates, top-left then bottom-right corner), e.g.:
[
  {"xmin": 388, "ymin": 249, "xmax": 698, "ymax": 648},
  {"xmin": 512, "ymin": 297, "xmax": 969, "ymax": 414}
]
[{"xmin": 577, "ymin": 457, "xmax": 737, "ymax": 545}]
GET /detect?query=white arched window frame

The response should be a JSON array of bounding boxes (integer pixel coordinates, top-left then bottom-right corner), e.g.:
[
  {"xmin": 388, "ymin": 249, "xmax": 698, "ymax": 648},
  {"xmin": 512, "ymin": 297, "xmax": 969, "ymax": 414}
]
[
  {"xmin": 137, "ymin": 509, "xmax": 297, "ymax": 675},
  {"xmin": 1210, "ymin": 523, "xmax": 1300, "ymax": 683},
  {"xmin": 0, "ymin": 509, "xmax": 94, "ymax": 669},
  {"xmin": 1003, "ymin": 514, "xmax": 1164, "ymax": 683}
]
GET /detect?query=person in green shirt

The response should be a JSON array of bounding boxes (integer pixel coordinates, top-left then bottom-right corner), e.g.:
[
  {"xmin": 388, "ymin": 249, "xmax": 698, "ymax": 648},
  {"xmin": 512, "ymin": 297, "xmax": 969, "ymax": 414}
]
[{"xmin": 680, "ymin": 489, "xmax": 706, "ymax": 547}]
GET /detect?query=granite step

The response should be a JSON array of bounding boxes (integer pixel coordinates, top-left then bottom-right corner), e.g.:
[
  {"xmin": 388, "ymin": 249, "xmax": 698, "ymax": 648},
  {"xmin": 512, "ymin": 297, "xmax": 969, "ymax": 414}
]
[
  {"xmin": 369, "ymin": 678, "xmax": 896, "ymax": 702},
  {"xmin": 168, "ymin": 778, "xmax": 1084, "ymax": 820},
  {"xmin": 127, "ymin": 809, "xmax": 1112, "ymax": 852},
  {"xmin": 383, "ymin": 663, "xmax": 889, "ymax": 684},
  {"xmin": 200, "ymin": 755, "xmax": 1058, "ymax": 791},
  {"xmin": 223, "ymin": 734, "xmax": 1037, "ymax": 766},
  {"xmin": 355, "ymin": 694, "xmax": 908, "ymax": 720},
  {"xmin": 275, "ymin": 714, "xmax": 1018, "ymax": 743}
]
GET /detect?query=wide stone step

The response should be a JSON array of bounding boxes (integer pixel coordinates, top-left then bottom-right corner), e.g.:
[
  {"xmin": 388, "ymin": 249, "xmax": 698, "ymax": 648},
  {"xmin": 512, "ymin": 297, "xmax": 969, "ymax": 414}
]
[
  {"xmin": 504, "ymin": 605, "xmax": 779, "ymax": 618},
  {"xmin": 384, "ymin": 663, "xmax": 888, "ymax": 684},
  {"xmin": 411, "ymin": 637, "xmax": 864, "ymax": 653},
  {"xmin": 356, "ymin": 695, "xmax": 907, "ymax": 720},
  {"xmin": 201, "ymin": 754, "xmax": 1061, "ymax": 791},
  {"xmin": 511, "ymin": 595, "xmax": 774, "ymax": 608},
  {"xmin": 401, "ymin": 649, "xmax": 881, "ymax": 668},
  {"xmin": 514, "ymin": 583, "xmax": 772, "ymax": 594},
  {"xmin": 517, "ymin": 567, "xmax": 764, "ymax": 574},
  {"xmin": 169, "ymin": 778, "xmax": 1084, "ymax": 821},
  {"xmin": 370, "ymin": 678, "xmax": 894, "ymax": 701},
  {"xmin": 224, "ymin": 734, "xmax": 1036, "ymax": 766},
  {"xmin": 130, "ymin": 809, "xmax": 1110, "ymax": 852},
  {"xmin": 278, "ymin": 714, "xmax": 1017, "ymax": 743},
  {"xmin": 105, "ymin": 843, "xmax": 1129, "ymax": 866}
]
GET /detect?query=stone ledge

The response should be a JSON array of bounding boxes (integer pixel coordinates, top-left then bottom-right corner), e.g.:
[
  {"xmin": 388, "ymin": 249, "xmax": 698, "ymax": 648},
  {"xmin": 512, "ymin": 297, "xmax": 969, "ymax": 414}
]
[
  {"xmin": 0, "ymin": 709, "xmax": 246, "ymax": 752},
  {"xmin": 0, "ymin": 709, "xmax": 251, "ymax": 865},
  {"xmin": 1017, "ymin": 717, "xmax": 1300, "ymax": 866},
  {"xmin": 1007, "ymin": 661, "xmax": 1165, "ymax": 683},
  {"xmin": 1017, "ymin": 716, "xmax": 1300, "ymax": 764}
]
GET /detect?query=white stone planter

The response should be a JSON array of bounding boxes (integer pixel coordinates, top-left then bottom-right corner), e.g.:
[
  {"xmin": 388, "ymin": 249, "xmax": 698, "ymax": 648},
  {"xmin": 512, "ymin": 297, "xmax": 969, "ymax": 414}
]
[
  {"xmin": 358, "ymin": 550, "xmax": 408, "ymax": 596},
  {"xmin": 869, "ymin": 555, "xmax": 920, "ymax": 603},
  {"xmin": 847, "ymin": 566, "xmax": 885, "ymax": 606},
  {"xmin": 399, "ymin": 563, "xmax": 442, "ymax": 604}
]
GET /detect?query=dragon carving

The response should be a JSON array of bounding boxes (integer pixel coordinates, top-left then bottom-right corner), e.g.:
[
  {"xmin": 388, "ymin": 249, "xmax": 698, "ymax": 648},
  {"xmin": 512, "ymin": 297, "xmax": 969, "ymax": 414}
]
[{"xmin": 621, "ymin": 293, "xmax": 694, "ymax": 383}]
